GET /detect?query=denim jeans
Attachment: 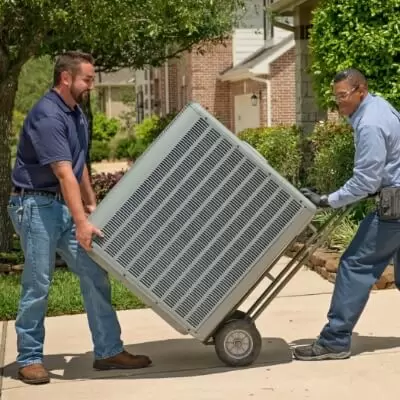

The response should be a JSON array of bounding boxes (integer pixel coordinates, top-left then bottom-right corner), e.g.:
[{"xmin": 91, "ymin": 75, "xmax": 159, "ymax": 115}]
[
  {"xmin": 318, "ymin": 211, "xmax": 400, "ymax": 351},
  {"xmin": 7, "ymin": 194, "xmax": 124, "ymax": 367}
]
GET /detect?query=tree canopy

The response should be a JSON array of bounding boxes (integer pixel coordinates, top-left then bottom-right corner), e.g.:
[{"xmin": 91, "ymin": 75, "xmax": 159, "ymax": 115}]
[
  {"xmin": 0, "ymin": 0, "xmax": 245, "ymax": 252},
  {"xmin": 1, "ymin": 0, "xmax": 245, "ymax": 73},
  {"xmin": 309, "ymin": 0, "xmax": 400, "ymax": 110}
]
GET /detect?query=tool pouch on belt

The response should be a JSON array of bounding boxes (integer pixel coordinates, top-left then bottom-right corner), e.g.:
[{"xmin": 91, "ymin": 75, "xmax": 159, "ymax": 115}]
[{"xmin": 378, "ymin": 187, "xmax": 400, "ymax": 220}]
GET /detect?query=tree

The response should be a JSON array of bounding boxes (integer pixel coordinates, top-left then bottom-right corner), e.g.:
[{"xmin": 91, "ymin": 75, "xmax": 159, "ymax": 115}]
[
  {"xmin": 15, "ymin": 56, "xmax": 53, "ymax": 114},
  {"xmin": 0, "ymin": 0, "xmax": 245, "ymax": 252},
  {"xmin": 309, "ymin": 0, "xmax": 400, "ymax": 110}
]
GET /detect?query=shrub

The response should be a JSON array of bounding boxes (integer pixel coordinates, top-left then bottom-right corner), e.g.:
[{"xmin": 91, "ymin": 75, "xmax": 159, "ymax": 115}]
[
  {"xmin": 310, "ymin": 0, "xmax": 400, "ymax": 111},
  {"xmin": 257, "ymin": 126, "xmax": 302, "ymax": 187},
  {"xmin": 114, "ymin": 135, "xmax": 148, "ymax": 161},
  {"xmin": 237, "ymin": 127, "xmax": 267, "ymax": 149},
  {"xmin": 114, "ymin": 136, "xmax": 135, "ymax": 160},
  {"xmin": 306, "ymin": 120, "xmax": 354, "ymax": 194},
  {"xmin": 92, "ymin": 113, "xmax": 120, "ymax": 143},
  {"xmin": 113, "ymin": 112, "xmax": 178, "ymax": 161},
  {"xmin": 135, "ymin": 112, "xmax": 177, "ymax": 148},
  {"xmin": 239, "ymin": 125, "xmax": 303, "ymax": 187},
  {"xmin": 91, "ymin": 171, "xmax": 125, "ymax": 202},
  {"xmin": 90, "ymin": 140, "xmax": 110, "ymax": 162},
  {"xmin": 306, "ymin": 119, "xmax": 380, "ymax": 239}
]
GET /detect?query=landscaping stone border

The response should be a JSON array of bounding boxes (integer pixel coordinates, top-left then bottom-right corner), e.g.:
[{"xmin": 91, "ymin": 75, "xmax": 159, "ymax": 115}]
[{"xmin": 286, "ymin": 243, "xmax": 395, "ymax": 290}]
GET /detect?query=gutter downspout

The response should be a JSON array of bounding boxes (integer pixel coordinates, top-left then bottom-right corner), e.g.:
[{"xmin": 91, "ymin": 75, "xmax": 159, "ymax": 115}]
[{"xmin": 249, "ymin": 75, "xmax": 272, "ymax": 127}]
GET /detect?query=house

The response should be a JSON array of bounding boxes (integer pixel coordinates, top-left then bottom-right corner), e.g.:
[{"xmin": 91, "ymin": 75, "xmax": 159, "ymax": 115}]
[
  {"xmin": 268, "ymin": 0, "xmax": 327, "ymax": 133},
  {"xmin": 95, "ymin": 68, "xmax": 136, "ymax": 119},
  {"xmin": 135, "ymin": 0, "xmax": 298, "ymax": 134}
]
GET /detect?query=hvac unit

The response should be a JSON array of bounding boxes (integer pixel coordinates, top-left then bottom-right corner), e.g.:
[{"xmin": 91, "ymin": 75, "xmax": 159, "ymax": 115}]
[{"xmin": 88, "ymin": 102, "xmax": 316, "ymax": 366}]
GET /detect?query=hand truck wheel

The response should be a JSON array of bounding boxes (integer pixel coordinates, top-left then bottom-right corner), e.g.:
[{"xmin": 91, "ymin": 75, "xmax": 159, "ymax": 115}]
[{"xmin": 214, "ymin": 319, "xmax": 262, "ymax": 367}]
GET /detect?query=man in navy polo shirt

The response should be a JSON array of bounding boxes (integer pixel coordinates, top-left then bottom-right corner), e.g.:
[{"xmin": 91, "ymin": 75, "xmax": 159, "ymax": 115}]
[{"xmin": 8, "ymin": 51, "xmax": 151, "ymax": 385}]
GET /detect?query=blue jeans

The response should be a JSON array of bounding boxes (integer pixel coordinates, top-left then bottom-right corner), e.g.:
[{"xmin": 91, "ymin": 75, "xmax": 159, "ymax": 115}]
[
  {"xmin": 7, "ymin": 194, "xmax": 124, "ymax": 367},
  {"xmin": 318, "ymin": 211, "xmax": 400, "ymax": 351}
]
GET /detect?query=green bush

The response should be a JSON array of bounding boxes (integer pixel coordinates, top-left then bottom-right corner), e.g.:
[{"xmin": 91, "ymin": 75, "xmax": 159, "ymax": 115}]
[
  {"xmin": 113, "ymin": 112, "xmax": 177, "ymax": 161},
  {"xmin": 114, "ymin": 136, "xmax": 134, "ymax": 160},
  {"xmin": 235, "ymin": 127, "xmax": 266, "ymax": 149},
  {"xmin": 306, "ymin": 120, "xmax": 354, "ymax": 194},
  {"xmin": 239, "ymin": 125, "xmax": 302, "ymax": 186},
  {"xmin": 114, "ymin": 135, "xmax": 148, "ymax": 161},
  {"xmin": 92, "ymin": 113, "xmax": 120, "ymax": 143},
  {"xmin": 310, "ymin": 0, "xmax": 400, "ymax": 111},
  {"xmin": 306, "ymin": 120, "xmax": 379, "ymax": 237},
  {"xmin": 135, "ymin": 112, "xmax": 177, "ymax": 147},
  {"xmin": 90, "ymin": 140, "xmax": 110, "ymax": 162}
]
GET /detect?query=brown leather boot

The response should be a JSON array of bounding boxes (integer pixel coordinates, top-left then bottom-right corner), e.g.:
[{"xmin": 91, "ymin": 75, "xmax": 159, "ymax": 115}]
[
  {"xmin": 93, "ymin": 350, "xmax": 152, "ymax": 370},
  {"xmin": 18, "ymin": 364, "xmax": 50, "ymax": 385}
]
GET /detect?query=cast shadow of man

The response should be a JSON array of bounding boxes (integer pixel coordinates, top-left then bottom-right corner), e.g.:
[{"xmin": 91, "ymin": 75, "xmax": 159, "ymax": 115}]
[
  {"xmin": 3, "ymin": 332, "xmax": 400, "ymax": 383},
  {"xmin": 3, "ymin": 336, "xmax": 291, "ymax": 382}
]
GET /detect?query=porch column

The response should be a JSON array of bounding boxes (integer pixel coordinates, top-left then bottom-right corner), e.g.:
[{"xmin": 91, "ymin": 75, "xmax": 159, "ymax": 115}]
[{"xmin": 294, "ymin": 4, "xmax": 326, "ymax": 133}]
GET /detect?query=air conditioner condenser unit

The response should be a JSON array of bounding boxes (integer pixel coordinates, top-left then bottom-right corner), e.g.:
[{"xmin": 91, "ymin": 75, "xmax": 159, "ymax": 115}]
[{"xmin": 88, "ymin": 102, "xmax": 317, "ymax": 367}]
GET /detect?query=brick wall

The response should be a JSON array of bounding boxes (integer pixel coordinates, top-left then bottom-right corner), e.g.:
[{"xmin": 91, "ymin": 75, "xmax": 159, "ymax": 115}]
[
  {"xmin": 270, "ymin": 47, "xmax": 296, "ymax": 125},
  {"xmin": 168, "ymin": 62, "xmax": 178, "ymax": 113},
  {"xmin": 153, "ymin": 41, "xmax": 298, "ymax": 132},
  {"xmin": 190, "ymin": 40, "xmax": 233, "ymax": 130}
]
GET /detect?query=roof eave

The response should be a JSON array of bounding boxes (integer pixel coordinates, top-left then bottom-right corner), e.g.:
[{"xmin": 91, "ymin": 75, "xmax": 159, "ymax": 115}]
[{"xmin": 269, "ymin": 0, "xmax": 312, "ymax": 13}]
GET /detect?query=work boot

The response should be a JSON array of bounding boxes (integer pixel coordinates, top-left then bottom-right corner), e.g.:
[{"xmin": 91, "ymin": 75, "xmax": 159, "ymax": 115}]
[
  {"xmin": 93, "ymin": 350, "xmax": 152, "ymax": 370},
  {"xmin": 293, "ymin": 341, "xmax": 351, "ymax": 361},
  {"xmin": 18, "ymin": 364, "xmax": 50, "ymax": 384}
]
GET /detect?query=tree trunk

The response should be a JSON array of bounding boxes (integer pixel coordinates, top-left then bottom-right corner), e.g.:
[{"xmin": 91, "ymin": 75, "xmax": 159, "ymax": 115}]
[{"xmin": 0, "ymin": 73, "xmax": 19, "ymax": 252}]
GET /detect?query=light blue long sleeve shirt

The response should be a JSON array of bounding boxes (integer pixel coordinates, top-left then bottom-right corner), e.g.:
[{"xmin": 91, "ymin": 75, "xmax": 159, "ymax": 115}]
[{"xmin": 328, "ymin": 93, "xmax": 400, "ymax": 208}]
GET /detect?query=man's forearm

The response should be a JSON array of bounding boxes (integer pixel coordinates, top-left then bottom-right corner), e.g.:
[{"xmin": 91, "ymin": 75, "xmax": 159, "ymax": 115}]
[
  {"xmin": 60, "ymin": 175, "xmax": 87, "ymax": 226},
  {"xmin": 80, "ymin": 166, "xmax": 96, "ymax": 206},
  {"xmin": 328, "ymin": 189, "xmax": 368, "ymax": 208}
]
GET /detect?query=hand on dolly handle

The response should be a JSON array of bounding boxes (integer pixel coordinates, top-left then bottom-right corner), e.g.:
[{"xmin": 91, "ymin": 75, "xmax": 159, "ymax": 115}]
[{"xmin": 300, "ymin": 188, "xmax": 330, "ymax": 208}]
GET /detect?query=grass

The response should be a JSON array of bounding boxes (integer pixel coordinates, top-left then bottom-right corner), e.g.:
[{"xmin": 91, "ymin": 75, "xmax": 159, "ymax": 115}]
[
  {"xmin": 0, "ymin": 268, "xmax": 146, "ymax": 321},
  {"xmin": 311, "ymin": 210, "xmax": 359, "ymax": 250}
]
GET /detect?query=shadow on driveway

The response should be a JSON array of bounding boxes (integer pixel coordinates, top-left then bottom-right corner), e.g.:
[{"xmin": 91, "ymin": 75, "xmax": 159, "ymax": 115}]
[
  {"xmin": 3, "ymin": 332, "xmax": 400, "ymax": 383},
  {"xmin": 3, "ymin": 337, "xmax": 292, "ymax": 382}
]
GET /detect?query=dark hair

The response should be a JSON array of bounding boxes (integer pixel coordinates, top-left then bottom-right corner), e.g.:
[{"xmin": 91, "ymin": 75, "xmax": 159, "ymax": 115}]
[
  {"xmin": 333, "ymin": 68, "xmax": 368, "ymax": 88},
  {"xmin": 53, "ymin": 51, "xmax": 94, "ymax": 86}
]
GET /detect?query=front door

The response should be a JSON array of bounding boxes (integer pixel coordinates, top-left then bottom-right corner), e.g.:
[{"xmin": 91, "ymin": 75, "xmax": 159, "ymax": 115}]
[{"xmin": 234, "ymin": 94, "xmax": 260, "ymax": 134}]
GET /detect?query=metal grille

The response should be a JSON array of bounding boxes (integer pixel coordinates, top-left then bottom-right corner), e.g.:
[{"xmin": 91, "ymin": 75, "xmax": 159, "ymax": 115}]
[{"xmin": 93, "ymin": 115, "xmax": 305, "ymax": 330}]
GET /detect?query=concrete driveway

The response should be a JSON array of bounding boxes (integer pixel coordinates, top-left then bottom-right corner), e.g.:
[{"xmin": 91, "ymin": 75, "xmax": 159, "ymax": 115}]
[{"xmin": 1, "ymin": 257, "xmax": 400, "ymax": 400}]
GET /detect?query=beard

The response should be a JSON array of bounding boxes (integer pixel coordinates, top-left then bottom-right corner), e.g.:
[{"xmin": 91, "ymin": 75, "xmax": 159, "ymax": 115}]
[{"xmin": 71, "ymin": 86, "xmax": 89, "ymax": 104}]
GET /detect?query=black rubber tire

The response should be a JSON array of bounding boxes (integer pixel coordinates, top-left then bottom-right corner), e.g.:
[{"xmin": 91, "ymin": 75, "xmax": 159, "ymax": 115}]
[{"xmin": 214, "ymin": 319, "xmax": 262, "ymax": 367}]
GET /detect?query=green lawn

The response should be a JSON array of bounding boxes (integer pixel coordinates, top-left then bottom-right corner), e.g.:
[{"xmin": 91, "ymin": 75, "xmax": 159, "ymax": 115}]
[{"xmin": 0, "ymin": 268, "xmax": 146, "ymax": 321}]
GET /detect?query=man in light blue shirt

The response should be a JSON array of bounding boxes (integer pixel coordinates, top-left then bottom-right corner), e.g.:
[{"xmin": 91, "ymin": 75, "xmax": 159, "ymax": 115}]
[{"xmin": 294, "ymin": 68, "xmax": 400, "ymax": 361}]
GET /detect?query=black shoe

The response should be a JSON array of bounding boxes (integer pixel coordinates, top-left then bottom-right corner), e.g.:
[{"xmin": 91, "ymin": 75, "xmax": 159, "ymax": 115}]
[{"xmin": 293, "ymin": 341, "xmax": 351, "ymax": 361}]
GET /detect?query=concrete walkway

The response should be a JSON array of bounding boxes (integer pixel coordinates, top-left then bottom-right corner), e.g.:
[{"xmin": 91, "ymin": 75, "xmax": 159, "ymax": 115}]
[{"xmin": 1, "ymin": 257, "xmax": 400, "ymax": 400}]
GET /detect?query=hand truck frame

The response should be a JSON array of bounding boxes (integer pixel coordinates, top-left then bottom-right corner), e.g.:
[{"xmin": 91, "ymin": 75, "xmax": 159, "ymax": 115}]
[{"xmin": 206, "ymin": 205, "xmax": 355, "ymax": 367}]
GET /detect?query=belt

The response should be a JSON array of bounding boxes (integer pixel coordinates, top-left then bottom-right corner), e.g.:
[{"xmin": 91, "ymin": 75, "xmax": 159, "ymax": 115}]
[{"xmin": 11, "ymin": 187, "xmax": 63, "ymax": 200}]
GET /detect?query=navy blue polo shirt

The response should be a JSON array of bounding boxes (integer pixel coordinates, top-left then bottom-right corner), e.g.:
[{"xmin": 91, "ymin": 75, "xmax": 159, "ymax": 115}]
[{"xmin": 12, "ymin": 89, "xmax": 88, "ymax": 192}]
